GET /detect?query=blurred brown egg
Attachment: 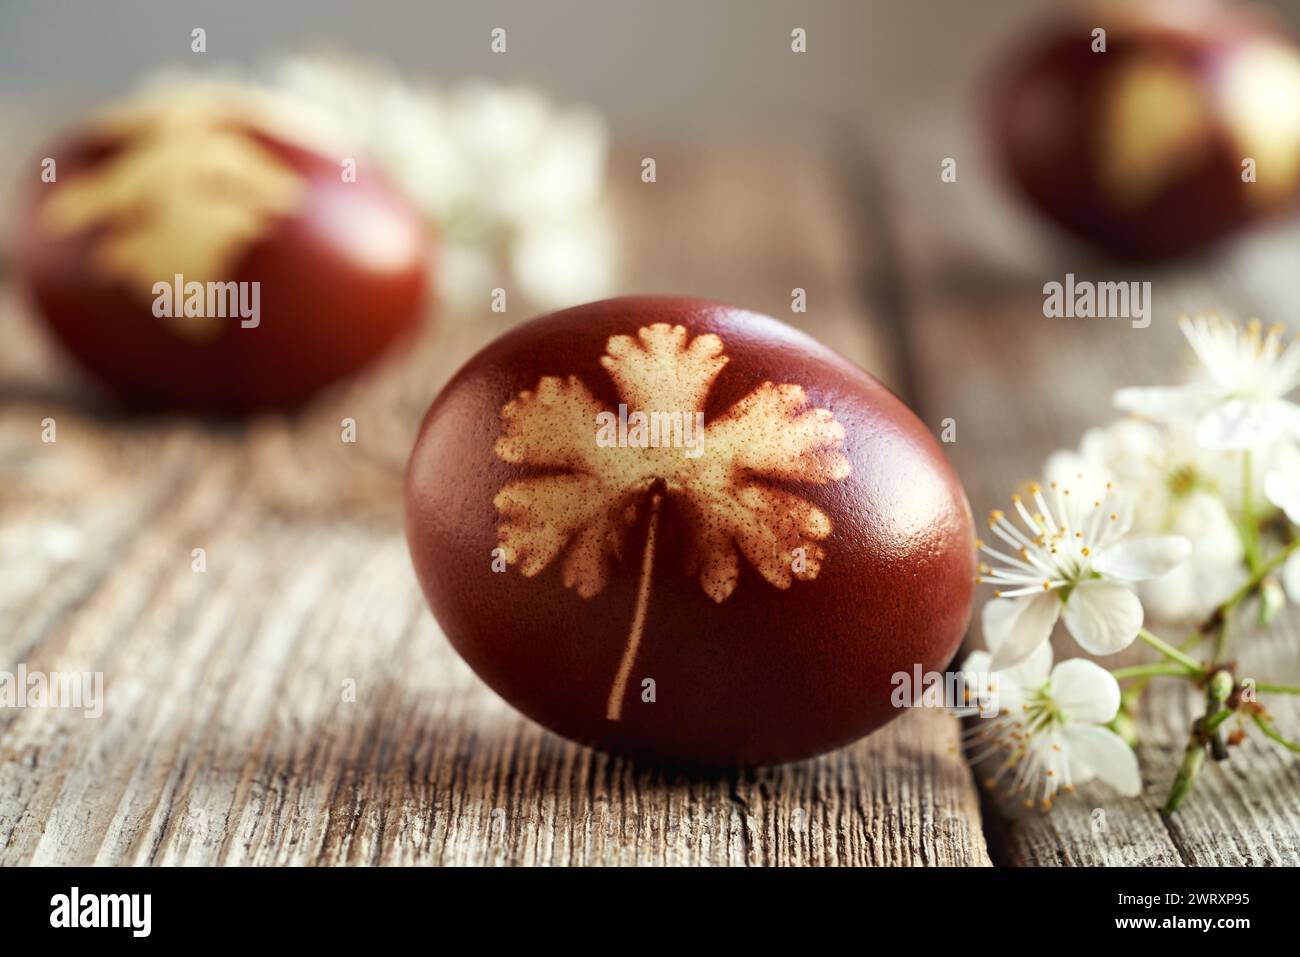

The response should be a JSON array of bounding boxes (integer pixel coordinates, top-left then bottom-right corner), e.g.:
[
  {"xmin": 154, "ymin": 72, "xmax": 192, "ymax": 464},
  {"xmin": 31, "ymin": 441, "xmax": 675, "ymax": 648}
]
[
  {"xmin": 18, "ymin": 86, "xmax": 431, "ymax": 412},
  {"xmin": 994, "ymin": 0, "xmax": 1300, "ymax": 259},
  {"xmin": 405, "ymin": 296, "xmax": 976, "ymax": 766}
]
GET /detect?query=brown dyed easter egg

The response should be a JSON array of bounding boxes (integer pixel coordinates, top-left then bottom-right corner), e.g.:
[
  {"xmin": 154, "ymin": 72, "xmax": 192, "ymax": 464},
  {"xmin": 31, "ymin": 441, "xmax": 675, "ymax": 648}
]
[
  {"xmin": 405, "ymin": 297, "xmax": 975, "ymax": 766},
  {"xmin": 994, "ymin": 0, "xmax": 1300, "ymax": 260},
  {"xmin": 17, "ymin": 86, "xmax": 430, "ymax": 413}
]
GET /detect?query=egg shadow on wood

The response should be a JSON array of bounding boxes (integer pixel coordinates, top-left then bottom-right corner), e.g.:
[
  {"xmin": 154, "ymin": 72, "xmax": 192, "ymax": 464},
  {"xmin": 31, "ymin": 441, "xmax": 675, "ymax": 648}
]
[{"xmin": 192, "ymin": 675, "xmax": 979, "ymax": 864}]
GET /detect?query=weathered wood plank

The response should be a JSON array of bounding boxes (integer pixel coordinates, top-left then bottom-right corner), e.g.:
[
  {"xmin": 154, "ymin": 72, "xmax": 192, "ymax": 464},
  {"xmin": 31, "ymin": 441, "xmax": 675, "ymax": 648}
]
[{"xmin": 0, "ymin": 137, "xmax": 990, "ymax": 865}]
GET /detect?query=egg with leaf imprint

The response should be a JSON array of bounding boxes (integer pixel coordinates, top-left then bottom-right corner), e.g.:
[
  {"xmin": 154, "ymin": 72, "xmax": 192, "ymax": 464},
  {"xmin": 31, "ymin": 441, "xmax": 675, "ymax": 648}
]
[
  {"xmin": 405, "ymin": 297, "xmax": 976, "ymax": 765},
  {"xmin": 18, "ymin": 84, "xmax": 430, "ymax": 412}
]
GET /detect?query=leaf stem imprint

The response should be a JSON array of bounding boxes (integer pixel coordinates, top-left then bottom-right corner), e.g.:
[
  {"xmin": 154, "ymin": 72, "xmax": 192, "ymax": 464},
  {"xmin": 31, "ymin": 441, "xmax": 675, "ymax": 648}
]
[{"xmin": 606, "ymin": 493, "xmax": 662, "ymax": 721}]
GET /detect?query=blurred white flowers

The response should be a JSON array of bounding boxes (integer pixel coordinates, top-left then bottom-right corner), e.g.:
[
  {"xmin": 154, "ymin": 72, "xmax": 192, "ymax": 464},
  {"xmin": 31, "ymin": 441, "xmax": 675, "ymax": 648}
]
[
  {"xmin": 1266, "ymin": 443, "xmax": 1300, "ymax": 602},
  {"xmin": 265, "ymin": 53, "xmax": 616, "ymax": 311},
  {"xmin": 978, "ymin": 479, "xmax": 1190, "ymax": 667},
  {"xmin": 126, "ymin": 54, "xmax": 616, "ymax": 312},
  {"xmin": 1115, "ymin": 315, "xmax": 1300, "ymax": 450},
  {"xmin": 961, "ymin": 643, "xmax": 1141, "ymax": 809}
]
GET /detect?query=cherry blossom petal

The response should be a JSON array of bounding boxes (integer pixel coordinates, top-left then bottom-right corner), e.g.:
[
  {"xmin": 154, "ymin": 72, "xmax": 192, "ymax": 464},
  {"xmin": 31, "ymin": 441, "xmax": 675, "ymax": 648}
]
[
  {"xmin": 1049, "ymin": 658, "xmax": 1121, "ymax": 724},
  {"xmin": 1137, "ymin": 490, "xmax": 1244, "ymax": 621},
  {"xmin": 985, "ymin": 593, "xmax": 1061, "ymax": 670},
  {"xmin": 1140, "ymin": 553, "xmax": 1247, "ymax": 624},
  {"xmin": 1061, "ymin": 580, "xmax": 1143, "ymax": 656},
  {"xmin": 1265, "ymin": 466, "xmax": 1300, "ymax": 526},
  {"xmin": 1080, "ymin": 418, "xmax": 1164, "ymax": 465},
  {"xmin": 1092, "ymin": 535, "xmax": 1191, "ymax": 582},
  {"xmin": 1283, "ymin": 551, "xmax": 1300, "ymax": 605},
  {"xmin": 1275, "ymin": 400, "xmax": 1300, "ymax": 442},
  {"xmin": 1170, "ymin": 489, "xmax": 1244, "ymax": 565},
  {"xmin": 1113, "ymin": 385, "xmax": 1216, "ymax": 422},
  {"xmin": 962, "ymin": 641, "xmax": 1052, "ymax": 714},
  {"xmin": 1063, "ymin": 724, "xmax": 1142, "ymax": 797},
  {"xmin": 1196, "ymin": 398, "xmax": 1286, "ymax": 450},
  {"xmin": 958, "ymin": 650, "xmax": 1001, "ymax": 714},
  {"xmin": 1043, "ymin": 449, "xmax": 1108, "ymax": 498},
  {"xmin": 1004, "ymin": 638, "xmax": 1054, "ymax": 691}
]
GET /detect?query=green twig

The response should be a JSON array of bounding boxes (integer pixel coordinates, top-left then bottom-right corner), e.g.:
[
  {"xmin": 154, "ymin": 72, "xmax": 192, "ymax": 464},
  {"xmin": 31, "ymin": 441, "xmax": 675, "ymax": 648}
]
[
  {"xmin": 1254, "ymin": 682, "xmax": 1300, "ymax": 696},
  {"xmin": 1222, "ymin": 538, "xmax": 1300, "ymax": 610},
  {"xmin": 1118, "ymin": 540, "xmax": 1300, "ymax": 706},
  {"xmin": 1111, "ymin": 663, "xmax": 1199, "ymax": 682},
  {"xmin": 1137, "ymin": 629, "xmax": 1206, "ymax": 675},
  {"xmin": 1213, "ymin": 604, "xmax": 1232, "ymax": 664},
  {"xmin": 1241, "ymin": 450, "xmax": 1262, "ymax": 575},
  {"xmin": 1251, "ymin": 714, "xmax": 1300, "ymax": 754},
  {"xmin": 1203, "ymin": 708, "xmax": 1235, "ymax": 734},
  {"xmin": 1163, "ymin": 739, "xmax": 1206, "ymax": 816},
  {"xmin": 1163, "ymin": 669, "xmax": 1235, "ymax": 815}
]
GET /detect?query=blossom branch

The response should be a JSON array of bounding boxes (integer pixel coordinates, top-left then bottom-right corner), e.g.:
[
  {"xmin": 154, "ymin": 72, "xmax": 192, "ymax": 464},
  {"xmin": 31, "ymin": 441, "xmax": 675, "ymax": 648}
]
[{"xmin": 969, "ymin": 314, "xmax": 1300, "ymax": 817}]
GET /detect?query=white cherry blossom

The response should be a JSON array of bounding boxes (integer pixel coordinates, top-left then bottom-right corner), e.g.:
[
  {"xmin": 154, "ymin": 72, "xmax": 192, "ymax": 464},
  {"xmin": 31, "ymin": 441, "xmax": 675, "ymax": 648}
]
[
  {"xmin": 1115, "ymin": 315, "xmax": 1300, "ymax": 451},
  {"xmin": 1044, "ymin": 419, "xmax": 1245, "ymax": 620},
  {"xmin": 978, "ymin": 478, "xmax": 1190, "ymax": 668},
  {"xmin": 961, "ymin": 643, "xmax": 1141, "ymax": 810}
]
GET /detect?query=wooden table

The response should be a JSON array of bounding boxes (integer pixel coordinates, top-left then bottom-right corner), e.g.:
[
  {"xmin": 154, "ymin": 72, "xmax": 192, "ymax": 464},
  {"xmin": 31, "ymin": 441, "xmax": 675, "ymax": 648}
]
[{"xmin": 2, "ymin": 131, "xmax": 1297, "ymax": 866}]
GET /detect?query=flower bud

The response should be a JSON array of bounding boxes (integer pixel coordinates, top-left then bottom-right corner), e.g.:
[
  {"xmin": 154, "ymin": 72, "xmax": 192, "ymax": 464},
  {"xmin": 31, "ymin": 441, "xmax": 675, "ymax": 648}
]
[{"xmin": 1258, "ymin": 575, "xmax": 1286, "ymax": 628}]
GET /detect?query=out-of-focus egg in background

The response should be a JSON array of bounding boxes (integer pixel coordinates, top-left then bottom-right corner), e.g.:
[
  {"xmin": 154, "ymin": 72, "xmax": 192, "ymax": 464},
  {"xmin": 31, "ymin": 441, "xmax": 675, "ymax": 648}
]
[
  {"xmin": 993, "ymin": 0, "xmax": 1300, "ymax": 260},
  {"xmin": 18, "ymin": 84, "xmax": 430, "ymax": 412},
  {"xmin": 11, "ymin": 55, "xmax": 619, "ymax": 413}
]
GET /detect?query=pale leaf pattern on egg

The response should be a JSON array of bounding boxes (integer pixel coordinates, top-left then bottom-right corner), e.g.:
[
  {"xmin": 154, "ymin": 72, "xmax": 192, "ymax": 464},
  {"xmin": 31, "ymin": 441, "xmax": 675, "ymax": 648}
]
[
  {"xmin": 491, "ymin": 322, "xmax": 851, "ymax": 720},
  {"xmin": 41, "ymin": 91, "xmax": 308, "ymax": 341}
]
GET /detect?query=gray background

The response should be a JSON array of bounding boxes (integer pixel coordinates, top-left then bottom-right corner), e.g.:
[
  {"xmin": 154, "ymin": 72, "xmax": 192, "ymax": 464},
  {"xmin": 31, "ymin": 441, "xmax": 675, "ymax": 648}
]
[{"xmin": 6, "ymin": 0, "xmax": 1297, "ymax": 137}]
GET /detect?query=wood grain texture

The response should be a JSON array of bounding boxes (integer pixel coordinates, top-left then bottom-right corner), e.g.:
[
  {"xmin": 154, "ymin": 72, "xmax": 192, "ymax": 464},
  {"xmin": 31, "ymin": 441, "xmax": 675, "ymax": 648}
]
[
  {"xmin": 0, "ymin": 138, "xmax": 990, "ymax": 866},
  {"xmin": 883, "ymin": 130, "xmax": 1300, "ymax": 865}
]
